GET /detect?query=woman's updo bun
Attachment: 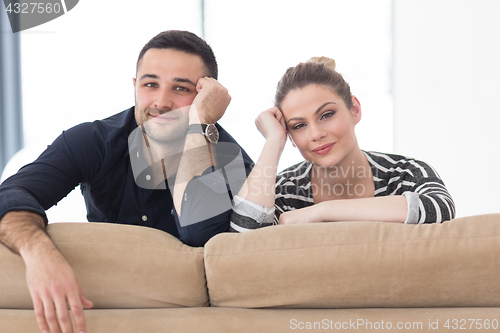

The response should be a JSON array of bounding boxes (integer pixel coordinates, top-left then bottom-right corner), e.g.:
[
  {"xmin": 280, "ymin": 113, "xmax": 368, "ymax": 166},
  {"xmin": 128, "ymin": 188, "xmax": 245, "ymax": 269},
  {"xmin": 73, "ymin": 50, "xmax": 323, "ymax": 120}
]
[{"xmin": 306, "ymin": 56, "xmax": 336, "ymax": 72}]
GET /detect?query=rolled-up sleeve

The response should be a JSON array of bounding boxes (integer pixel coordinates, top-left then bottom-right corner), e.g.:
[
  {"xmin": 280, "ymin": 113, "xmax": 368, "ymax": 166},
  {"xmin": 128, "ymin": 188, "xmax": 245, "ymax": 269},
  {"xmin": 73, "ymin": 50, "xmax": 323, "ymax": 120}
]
[{"xmin": 229, "ymin": 195, "xmax": 275, "ymax": 233}]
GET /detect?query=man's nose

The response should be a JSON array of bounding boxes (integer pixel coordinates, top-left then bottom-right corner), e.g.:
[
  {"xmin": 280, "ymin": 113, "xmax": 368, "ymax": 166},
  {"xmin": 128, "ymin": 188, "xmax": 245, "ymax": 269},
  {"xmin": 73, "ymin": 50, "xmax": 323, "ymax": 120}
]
[{"xmin": 155, "ymin": 88, "xmax": 174, "ymax": 110}]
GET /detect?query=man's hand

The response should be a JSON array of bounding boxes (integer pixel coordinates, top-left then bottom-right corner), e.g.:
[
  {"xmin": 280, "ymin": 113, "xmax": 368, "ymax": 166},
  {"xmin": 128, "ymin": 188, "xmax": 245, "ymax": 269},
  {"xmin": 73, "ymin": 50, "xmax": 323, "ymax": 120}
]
[
  {"xmin": 0, "ymin": 211, "xmax": 92, "ymax": 333},
  {"xmin": 24, "ymin": 244, "xmax": 93, "ymax": 333},
  {"xmin": 191, "ymin": 77, "xmax": 231, "ymax": 124}
]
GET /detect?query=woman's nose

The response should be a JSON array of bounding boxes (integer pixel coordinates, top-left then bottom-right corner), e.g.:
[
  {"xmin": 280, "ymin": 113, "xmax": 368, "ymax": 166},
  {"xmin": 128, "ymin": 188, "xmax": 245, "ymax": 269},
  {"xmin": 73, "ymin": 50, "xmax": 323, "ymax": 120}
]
[{"xmin": 309, "ymin": 123, "xmax": 327, "ymax": 142}]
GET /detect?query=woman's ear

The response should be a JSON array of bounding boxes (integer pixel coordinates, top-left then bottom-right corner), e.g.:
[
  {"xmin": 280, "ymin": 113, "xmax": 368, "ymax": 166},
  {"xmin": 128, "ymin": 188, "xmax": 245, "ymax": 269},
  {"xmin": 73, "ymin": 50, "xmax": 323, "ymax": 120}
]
[
  {"xmin": 351, "ymin": 95, "xmax": 362, "ymax": 124},
  {"xmin": 288, "ymin": 133, "xmax": 296, "ymax": 147}
]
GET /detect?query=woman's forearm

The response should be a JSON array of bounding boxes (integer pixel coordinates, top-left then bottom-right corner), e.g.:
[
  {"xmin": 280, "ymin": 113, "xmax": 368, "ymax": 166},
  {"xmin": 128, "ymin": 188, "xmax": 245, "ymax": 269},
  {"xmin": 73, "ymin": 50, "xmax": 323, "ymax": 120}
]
[
  {"xmin": 236, "ymin": 138, "xmax": 285, "ymax": 208},
  {"xmin": 317, "ymin": 196, "xmax": 408, "ymax": 223},
  {"xmin": 279, "ymin": 195, "xmax": 409, "ymax": 225}
]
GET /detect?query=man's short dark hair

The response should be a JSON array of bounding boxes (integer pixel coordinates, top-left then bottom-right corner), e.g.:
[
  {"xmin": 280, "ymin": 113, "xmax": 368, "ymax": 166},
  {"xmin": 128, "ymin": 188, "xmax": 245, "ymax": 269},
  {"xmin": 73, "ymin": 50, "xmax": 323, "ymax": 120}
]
[{"xmin": 136, "ymin": 30, "xmax": 218, "ymax": 79}]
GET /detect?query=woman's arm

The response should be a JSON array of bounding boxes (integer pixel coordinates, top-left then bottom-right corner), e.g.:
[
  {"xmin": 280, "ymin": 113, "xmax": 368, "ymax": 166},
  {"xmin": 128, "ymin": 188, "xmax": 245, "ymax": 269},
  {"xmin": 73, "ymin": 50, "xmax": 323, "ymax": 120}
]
[
  {"xmin": 229, "ymin": 107, "xmax": 287, "ymax": 232},
  {"xmin": 277, "ymin": 153, "xmax": 456, "ymax": 225},
  {"xmin": 235, "ymin": 107, "xmax": 287, "ymax": 206},
  {"xmin": 278, "ymin": 195, "xmax": 408, "ymax": 225}
]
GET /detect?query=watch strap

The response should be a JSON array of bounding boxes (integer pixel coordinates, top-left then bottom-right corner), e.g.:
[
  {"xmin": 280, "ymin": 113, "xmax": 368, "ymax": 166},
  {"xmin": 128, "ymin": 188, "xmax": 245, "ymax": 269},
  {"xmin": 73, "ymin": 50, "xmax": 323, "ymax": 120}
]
[
  {"xmin": 186, "ymin": 123, "xmax": 219, "ymax": 143},
  {"xmin": 186, "ymin": 124, "xmax": 207, "ymax": 135}
]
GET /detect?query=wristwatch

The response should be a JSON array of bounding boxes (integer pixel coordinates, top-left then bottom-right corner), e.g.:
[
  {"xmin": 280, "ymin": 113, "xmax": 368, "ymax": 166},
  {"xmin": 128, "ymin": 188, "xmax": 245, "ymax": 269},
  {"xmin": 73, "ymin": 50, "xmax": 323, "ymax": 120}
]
[{"xmin": 186, "ymin": 124, "xmax": 219, "ymax": 143}]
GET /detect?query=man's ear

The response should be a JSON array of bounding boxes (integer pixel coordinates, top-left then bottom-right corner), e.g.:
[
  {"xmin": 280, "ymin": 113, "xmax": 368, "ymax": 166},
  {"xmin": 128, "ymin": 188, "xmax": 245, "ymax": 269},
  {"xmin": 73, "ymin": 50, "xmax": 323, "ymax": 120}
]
[
  {"xmin": 132, "ymin": 77, "xmax": 136, "ymax": 88},
  {"xmin": 351, "ymin": 95, "xmax": 362, "ymax": 124}
]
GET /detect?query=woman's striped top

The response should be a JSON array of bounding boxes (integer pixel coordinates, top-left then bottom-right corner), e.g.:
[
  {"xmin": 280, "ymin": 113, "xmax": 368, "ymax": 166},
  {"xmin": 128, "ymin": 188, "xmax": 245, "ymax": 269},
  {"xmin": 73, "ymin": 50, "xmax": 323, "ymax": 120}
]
[{"xmin": 230, "ymin": 151, "xmax": 455, "ymax": 232}]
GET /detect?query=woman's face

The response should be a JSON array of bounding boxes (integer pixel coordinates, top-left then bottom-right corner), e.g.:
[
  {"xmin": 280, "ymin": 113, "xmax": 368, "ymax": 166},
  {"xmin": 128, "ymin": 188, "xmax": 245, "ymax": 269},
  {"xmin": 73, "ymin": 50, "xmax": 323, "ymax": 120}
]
[{"xmin": 281, "ymin": 84, "xmax": 361, "ymax": 168}]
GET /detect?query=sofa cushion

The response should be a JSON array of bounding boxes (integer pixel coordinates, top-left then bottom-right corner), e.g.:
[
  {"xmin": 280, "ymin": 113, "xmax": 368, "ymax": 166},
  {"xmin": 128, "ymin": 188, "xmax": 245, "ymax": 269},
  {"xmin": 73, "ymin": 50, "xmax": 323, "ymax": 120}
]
[
  {"xmin": 0, "ymin": 222, "xmax": 208, "ymax": 309},
  {"xmin": 204, "ymin": 213, "xmax": 500, "ymax": 308}
]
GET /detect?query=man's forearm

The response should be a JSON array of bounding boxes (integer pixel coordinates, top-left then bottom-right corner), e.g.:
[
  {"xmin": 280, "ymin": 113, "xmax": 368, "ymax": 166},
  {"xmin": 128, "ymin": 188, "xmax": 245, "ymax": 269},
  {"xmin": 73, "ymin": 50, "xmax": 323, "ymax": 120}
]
[
  {"xmin": 0, "ymin": 211, "xmax": 51, "ymax": 256},
  {"xmin": 172, "ymin": 133, "xmax": 213, "ymax": 214}
]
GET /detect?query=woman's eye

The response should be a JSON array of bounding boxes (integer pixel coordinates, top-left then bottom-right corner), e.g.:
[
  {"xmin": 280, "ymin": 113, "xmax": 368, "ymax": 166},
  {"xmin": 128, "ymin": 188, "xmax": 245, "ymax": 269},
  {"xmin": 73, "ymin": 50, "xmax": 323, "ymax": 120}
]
[
  {"xmin": 292, "ymin": 123, "xmax": 305, "ymax": 130},
  {"xmin": 320, "ymin": 111, "xmax": 335, "ymax": 120}
]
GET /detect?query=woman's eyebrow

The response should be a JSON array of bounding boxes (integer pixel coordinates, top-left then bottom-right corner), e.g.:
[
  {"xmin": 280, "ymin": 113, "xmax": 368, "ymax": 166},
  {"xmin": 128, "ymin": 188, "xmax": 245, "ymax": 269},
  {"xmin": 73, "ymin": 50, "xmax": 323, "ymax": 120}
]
[{"xmin": 314, "ymin": 102, "xmax": 336, "ymax": 115}]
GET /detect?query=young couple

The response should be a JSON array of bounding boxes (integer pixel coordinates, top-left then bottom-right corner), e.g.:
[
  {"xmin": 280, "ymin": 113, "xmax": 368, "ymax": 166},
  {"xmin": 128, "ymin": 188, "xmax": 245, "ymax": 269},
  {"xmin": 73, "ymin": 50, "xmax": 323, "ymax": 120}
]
[
  {"xmin": 230, "ymin": 57, "xmax": 455, "ymax": 232},
  {"xmin": 0, "ymin": 30, "xmax": 454, "ymax": 333}
]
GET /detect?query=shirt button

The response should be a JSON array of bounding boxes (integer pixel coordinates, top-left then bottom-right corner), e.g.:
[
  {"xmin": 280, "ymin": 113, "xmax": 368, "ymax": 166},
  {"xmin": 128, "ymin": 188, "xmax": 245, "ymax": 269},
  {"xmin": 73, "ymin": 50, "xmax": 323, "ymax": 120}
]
[
  {"xmin": 146, "ymin": 175, "xmax": 151, "ymax": 181},
  {"xmin": 142, "ymin": 215, "xmax": 148, "ymax": 222}
]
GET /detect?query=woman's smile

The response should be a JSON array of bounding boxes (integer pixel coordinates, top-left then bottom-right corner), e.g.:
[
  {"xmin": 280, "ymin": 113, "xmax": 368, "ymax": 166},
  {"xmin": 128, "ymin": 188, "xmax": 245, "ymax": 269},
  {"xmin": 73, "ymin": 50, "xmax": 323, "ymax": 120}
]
[{"xmin": 312, "ymin": 142, "xmax": 335, "ymax": 155}]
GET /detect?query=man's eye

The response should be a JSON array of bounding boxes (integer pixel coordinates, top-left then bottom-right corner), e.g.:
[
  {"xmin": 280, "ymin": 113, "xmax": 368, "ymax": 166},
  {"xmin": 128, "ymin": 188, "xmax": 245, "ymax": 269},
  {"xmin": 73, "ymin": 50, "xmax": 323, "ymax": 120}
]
[
  {"xmin": 321, "ymin": 111, "xmax": 335, "ymax": 120},
  {"xmin": 145, "ymin": 83, "xmax": 157, "ymax": 88},
  {"xmin": 175, "ymin": 86, "xmax": 189, "ymax": 92}
]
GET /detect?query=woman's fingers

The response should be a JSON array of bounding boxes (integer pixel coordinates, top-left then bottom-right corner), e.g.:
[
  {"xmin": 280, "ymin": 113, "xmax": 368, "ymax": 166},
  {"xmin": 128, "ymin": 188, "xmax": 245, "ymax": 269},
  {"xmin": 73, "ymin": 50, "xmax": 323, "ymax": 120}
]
[{"xmin": 256, "ymin": 107, "xmax": 287, "ymax": 140}]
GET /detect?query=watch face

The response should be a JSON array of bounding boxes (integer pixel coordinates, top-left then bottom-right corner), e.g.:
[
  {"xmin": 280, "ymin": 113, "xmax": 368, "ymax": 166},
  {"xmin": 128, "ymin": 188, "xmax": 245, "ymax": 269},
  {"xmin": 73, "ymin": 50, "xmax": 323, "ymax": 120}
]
[{"xmin": 205, "ymin": 124, "xmax": 219, "ymax": 143}]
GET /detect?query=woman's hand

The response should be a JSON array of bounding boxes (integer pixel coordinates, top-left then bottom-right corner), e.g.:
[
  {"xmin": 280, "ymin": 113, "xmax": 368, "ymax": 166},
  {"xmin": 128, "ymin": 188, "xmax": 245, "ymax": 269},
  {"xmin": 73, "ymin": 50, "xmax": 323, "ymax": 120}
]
[
  {"xmin": 278, "ymin": 205, "xmax": 323, "ymax": 225},
  {"xmin": 255, "ymin": 107, "xmax": 287, "ymax": 144}
]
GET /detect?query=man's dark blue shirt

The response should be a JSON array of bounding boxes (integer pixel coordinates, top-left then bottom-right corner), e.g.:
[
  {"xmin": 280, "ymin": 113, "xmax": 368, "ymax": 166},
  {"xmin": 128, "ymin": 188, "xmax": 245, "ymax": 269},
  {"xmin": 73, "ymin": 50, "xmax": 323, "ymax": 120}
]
[{"xmin": 0, "ymin": 107, "xmax": 253, "ymax": 247}]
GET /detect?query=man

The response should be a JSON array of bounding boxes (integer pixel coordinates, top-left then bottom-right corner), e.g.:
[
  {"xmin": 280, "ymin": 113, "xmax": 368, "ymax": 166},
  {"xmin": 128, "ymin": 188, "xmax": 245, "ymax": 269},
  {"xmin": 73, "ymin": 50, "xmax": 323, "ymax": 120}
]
[{"xmin": 0, "ymin": 30, "xmax": 253, "ymax": 333}]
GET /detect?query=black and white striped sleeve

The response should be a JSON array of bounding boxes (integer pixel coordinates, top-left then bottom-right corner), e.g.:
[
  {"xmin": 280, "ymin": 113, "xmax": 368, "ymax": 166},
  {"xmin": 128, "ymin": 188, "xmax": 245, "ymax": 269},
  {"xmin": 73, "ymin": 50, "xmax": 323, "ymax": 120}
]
[{"xmin": 366, "ymin": 151, "xmax": 455, "ymax": 224}]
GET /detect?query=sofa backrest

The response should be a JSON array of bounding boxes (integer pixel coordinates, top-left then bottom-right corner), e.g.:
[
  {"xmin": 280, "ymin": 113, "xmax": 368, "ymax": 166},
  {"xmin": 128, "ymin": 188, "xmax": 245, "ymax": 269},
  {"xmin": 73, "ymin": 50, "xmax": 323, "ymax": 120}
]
[
  {"xmin": 2, "ymin": 214, "xmax": 500, "ymax": 310},
  {"xmin": 204, "ymin": 214, "xmax": 500, "ymax": 308}
]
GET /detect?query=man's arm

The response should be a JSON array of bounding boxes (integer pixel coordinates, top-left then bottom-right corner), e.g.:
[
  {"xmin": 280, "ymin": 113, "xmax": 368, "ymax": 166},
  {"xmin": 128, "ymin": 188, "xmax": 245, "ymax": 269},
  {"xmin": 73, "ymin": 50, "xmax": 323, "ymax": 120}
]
[
  {"xmin": 172, "ymin": 77, "xmax": 231, "ymax": 217},
  {"xmin": 0, "ymin": 123, "xmax": 107, "ymax": 333},
  {"xmin": 0, "ymin": 211, "xmax": 93, "ymax": 333}
]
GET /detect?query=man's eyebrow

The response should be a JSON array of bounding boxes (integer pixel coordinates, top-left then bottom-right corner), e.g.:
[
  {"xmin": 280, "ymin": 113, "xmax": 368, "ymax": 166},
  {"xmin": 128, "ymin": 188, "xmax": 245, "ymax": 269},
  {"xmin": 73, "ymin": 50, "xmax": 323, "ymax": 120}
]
[
  {"xmin": 138, "ymin": 74, "xmax": 159, "ymax": 81},
  {"xmin": 137, "ymin": 75, "xmax": 197, "ymax": 87},
  {"xmin": 173, "ymin": 78, "xmax": 197, "ymax": 87},
  {"xmin": 286, "ymin": 102, "xmax": 336, "ymax": 124}
]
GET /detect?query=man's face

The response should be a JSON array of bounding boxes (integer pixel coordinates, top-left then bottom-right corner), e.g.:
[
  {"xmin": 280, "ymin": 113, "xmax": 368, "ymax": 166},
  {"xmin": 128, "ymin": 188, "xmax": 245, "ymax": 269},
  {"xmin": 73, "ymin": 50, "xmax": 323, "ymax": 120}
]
[{"xmin": 133, "ymin": 48, "xmax": 207, "ymax": 144}]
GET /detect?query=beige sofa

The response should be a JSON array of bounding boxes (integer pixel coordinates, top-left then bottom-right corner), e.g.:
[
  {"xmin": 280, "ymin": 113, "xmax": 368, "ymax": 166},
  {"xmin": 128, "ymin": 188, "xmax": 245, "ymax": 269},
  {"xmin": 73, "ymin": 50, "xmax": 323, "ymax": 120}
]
[{"xmin": 1, "ymin": 213, "xmax": 499, "ymax": 332}]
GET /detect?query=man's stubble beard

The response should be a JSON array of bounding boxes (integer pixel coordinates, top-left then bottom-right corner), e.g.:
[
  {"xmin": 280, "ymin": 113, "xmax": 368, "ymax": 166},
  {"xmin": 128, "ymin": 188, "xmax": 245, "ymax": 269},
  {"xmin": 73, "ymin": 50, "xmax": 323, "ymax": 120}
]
[{"xmin": 137, "ymin": 106, "xmax": 189, "ymax": 145}]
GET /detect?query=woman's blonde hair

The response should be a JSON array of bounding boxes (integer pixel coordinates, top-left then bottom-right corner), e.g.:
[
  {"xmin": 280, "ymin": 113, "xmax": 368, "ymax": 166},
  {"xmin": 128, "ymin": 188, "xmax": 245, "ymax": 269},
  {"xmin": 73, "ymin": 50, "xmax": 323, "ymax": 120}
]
[
  {"xmin": 306, "ymin": 56, "xmax": 336, "ymax": 71},
  {"xmin": 275, "ymin": 56, "xmax": 352, "ymax": 109}
]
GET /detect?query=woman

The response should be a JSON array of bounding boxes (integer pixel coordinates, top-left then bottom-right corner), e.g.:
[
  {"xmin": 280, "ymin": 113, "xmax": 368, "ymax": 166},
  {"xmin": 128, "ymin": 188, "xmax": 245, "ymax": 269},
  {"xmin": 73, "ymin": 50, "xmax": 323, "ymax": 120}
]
[{"xmin": 230, "ymin": 57, "xmax": 455, "ymax": 232}]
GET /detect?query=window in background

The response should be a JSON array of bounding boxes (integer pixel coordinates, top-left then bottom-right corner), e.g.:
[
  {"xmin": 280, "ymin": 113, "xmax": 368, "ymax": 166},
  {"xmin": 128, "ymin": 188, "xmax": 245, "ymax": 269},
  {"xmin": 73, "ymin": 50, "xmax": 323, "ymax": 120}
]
[
  {"xmin": 205, "ymin": 0, "xmax": 393, "ymax": 170},
  {"xmin": 21, "ymin": 1, "xmax": 202, "ymax": 149},
  {"xmin": 18, "ymin": 1, "xmax": 202, "ymax": 221}
]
